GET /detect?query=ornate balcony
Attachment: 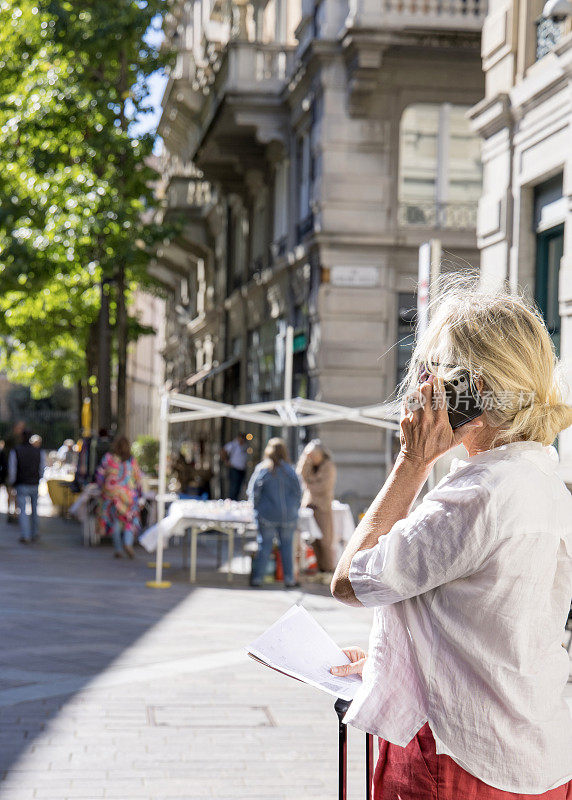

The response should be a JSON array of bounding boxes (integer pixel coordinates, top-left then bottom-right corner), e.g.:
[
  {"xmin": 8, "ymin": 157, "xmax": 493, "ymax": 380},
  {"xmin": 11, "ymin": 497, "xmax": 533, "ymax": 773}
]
[
  {"xmin": 398, "ymin": 200, "xmax": 478, "ymax": 230},
  {"xmin": 340, "ymin": 0, "xmax": 486, "ymax": 103},
  {"xmin": 348, "ymin": 0, "xmax": 487, "ymax": 31},
  {"xmin": 156, "ymin": 156, "xmax": 213, "ymax": 214},
  {"xmin": 191, "ymin": 40, "xmax": 296, "ymax": 188},
  {"xmin": 199, "ymin": 40, "xmax": 293, "ymax": 96},
  {"xmin": 164, "ymin": 175, "xmax": 212, "ymax": 211},
  {"xmin": 152, "ymin": 154, "xmax": 217, "ymax": 289}
]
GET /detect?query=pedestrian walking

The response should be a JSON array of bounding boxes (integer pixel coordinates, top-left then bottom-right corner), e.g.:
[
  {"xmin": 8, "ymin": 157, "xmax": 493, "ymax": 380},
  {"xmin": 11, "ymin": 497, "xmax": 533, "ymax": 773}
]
[
  {"xmin": 8, "ymin": 429, "xmax": 46, "ymax": 544},
  {"xmin": 90, "ymin": 428, "xmax": 112, "ymax": 480},
  {"xmin": 0, "ymin": 439, "xmax": 8, "ymax": 509},
  {"xmin": 173, "ymin": 447, "xmax": 197, "ymax": 495},
  {"xmin": 4, "ymin": 420, "xmax": 25, "ymax": 523},
  {"xmin": 71, "ymin": 433, "xmax": 94, "ymax": 492},
  {"xmin": 247, "ymin": 438, "xmax": 302, "ymax": 588},
  {"xmin": 331, "ymin": 283, "xmax": 572, "ymax": 799},
  {"xmin": 296, "ymin": 439, "xmax": 337, "ymax": 580},
  {"xmin": 220, "ymin": 432, "xmax": 248, "ymax": 500},
  {"xmin": 95, "ymin": 435, "xmax": 142, "ymax": 559}
]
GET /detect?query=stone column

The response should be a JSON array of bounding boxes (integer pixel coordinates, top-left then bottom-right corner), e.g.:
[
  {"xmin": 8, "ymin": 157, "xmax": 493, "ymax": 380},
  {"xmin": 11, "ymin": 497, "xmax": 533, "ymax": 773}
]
[
  {"xmin": 556, "ymin": 159, "xmax": 572, "ymax": 463},
  {"xmin": 469, "ymin": 94, "xmax": 513, "ymax": 290},
  {"xmin": 231, "ymin": 0, "xmax": 253, "ymax": 42}
]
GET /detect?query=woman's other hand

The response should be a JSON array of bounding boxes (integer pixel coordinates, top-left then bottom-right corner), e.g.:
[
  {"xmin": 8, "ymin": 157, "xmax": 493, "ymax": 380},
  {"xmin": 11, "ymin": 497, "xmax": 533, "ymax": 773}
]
[{"xmin": 330, "ymin": 647, "xmax": 367, "ymax": 677}]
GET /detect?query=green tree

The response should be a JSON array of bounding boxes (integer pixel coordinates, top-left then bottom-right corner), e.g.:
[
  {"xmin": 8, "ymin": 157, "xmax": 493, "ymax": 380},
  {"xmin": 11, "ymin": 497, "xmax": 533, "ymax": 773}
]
[{"xmin": 0, "ymin": 0, "xmax": 173, "ymax": 429}]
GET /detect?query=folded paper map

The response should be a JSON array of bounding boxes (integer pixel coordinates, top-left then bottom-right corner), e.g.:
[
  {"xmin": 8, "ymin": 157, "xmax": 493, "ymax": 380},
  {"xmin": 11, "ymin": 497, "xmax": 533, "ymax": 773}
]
[{"xmin": 246, "ymin": 604, "xmax": 362, "ymax": 701}]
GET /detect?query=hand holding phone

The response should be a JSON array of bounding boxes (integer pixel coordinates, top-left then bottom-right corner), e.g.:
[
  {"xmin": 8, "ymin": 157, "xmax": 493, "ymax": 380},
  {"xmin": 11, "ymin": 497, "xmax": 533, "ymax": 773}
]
[
  {"xmin": 418, "ymin": 366, "xmax": 483, "ymax": 430},
  {"xmin": 400, "ymin": 369, "xmax": 484, "ymax": 467}
]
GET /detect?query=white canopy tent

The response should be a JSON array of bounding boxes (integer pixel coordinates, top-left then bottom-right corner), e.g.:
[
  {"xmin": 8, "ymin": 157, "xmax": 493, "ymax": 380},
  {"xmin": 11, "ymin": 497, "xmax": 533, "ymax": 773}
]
[
  {"xmin": 147, "ymin": 324, "xmax": 405, "ymax": 585},
  {"xmin": 150, "ymin": 390, "xmax": 401, "ymax": 587}
]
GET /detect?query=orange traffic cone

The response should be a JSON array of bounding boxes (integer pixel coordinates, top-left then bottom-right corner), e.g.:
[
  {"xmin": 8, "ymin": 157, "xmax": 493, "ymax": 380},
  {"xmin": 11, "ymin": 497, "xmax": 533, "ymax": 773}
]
[
  {"xmin": 275, "ymin": 545, "xmax": 284, "ymax": 582},
  {"xmin": 304, "ymin": 543, "xmax": 318, "ymax": 574}
]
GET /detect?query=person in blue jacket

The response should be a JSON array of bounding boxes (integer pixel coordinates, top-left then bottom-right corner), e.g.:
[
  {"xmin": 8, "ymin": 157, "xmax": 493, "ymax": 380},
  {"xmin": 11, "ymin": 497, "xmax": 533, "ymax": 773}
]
[{"xmin": 247, "ymin": 437, "xmax": 302, "ymax": 588}]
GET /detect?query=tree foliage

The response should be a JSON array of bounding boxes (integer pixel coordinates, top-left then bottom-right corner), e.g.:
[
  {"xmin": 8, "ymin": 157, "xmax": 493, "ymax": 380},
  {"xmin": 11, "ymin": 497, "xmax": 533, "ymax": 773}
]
[{"xmin": 0, "ymin": 0, "xmax": 172, "ymax": 400}]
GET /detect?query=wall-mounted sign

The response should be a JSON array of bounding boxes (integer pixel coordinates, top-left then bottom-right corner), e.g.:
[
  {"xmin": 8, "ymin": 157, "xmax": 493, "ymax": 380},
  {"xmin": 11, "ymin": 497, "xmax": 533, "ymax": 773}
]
[{"xmin": 330, "ymin": 266, "xmax": 380, "ymax": 287}]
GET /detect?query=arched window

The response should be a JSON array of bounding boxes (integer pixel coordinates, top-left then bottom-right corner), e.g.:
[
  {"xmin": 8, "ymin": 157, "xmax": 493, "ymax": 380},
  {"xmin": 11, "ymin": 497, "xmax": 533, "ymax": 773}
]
[{"xmin": 398, "ymin": 103, "xmax": 482, "ymax": 229}]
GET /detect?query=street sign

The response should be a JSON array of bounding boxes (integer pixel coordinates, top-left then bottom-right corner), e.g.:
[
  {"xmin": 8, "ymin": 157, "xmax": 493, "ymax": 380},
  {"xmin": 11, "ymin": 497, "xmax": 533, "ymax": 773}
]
[{"xmin": 330, "ymin": 266, "xmax": 379, "ymax": 288}]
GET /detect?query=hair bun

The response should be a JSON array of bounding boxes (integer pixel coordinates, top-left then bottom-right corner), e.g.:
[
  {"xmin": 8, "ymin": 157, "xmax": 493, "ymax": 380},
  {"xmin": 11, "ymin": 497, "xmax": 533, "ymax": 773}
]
[{"xmin": 514, "ymin": 401, "xmax": 572, "ymax": 446}]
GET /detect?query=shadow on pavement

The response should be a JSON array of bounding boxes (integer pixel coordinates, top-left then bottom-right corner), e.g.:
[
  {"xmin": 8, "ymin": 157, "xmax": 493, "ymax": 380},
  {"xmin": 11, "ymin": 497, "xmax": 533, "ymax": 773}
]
[
  {"xmin": 0, "ymin": 503, "xmax": 199, "ymax": 777},
  {"xmin": 0, "ymin": 499, "xmax": 331, "ymax": 778}
]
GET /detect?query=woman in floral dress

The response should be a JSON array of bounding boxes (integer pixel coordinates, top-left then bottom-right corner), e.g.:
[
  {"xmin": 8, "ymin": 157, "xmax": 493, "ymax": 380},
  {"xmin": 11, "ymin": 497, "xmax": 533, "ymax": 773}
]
[{"xmin": 96, "ymin": 436, "xmax": 142, "ymax": 558}]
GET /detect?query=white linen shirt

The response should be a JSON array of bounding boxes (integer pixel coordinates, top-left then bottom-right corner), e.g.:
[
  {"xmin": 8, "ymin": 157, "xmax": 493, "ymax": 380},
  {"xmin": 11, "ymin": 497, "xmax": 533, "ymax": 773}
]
[{"xmin": 346, "ymin": 440, "xmax": 572, "ymax": 794}]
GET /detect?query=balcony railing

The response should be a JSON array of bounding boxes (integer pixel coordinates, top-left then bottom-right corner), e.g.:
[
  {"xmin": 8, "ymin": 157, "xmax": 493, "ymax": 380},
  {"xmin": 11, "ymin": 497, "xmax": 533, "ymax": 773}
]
[
  {"xmin": 209, "ymin": 40, "xmax": 295, "ymax": 96},
  {"xmin": 536, "ymin": 16, "xmax": 566, "ymax": 60},
  {"xmin": 165, "ymin": 176, "xmax": 212, "ymax": 210},
  {"xmin": 398, "ymin": 200, "xmax": 477, "ymax": 230},
  {"xmin": 351, "ymin": 0, "xmax": 487, "ymax": 31},
  {"xmin": 384, "ymin": 0, "xmax": 484, "ymax": 15}
]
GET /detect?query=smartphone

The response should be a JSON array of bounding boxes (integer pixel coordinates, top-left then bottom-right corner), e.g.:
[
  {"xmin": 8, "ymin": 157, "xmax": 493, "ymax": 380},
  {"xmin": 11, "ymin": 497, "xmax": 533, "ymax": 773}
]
[{"xmin": 418, "ymin": 367, "xmax": 483, "ymax": 430}]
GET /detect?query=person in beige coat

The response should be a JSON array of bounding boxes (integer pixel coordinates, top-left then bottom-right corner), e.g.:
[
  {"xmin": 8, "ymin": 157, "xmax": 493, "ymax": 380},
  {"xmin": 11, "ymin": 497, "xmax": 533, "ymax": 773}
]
[{"xmin": 296, "ymin": 440, "xmax": 337, "ymax": 575}]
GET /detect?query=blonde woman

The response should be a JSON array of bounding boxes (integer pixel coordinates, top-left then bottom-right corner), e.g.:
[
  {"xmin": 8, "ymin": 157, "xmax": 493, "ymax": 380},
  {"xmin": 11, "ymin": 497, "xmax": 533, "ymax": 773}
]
[
  {"xmin": 297, "ymin": 439, "xmax": 337, "ymax": 576},
  {"xmin": 331, "ymin": 282, "xmax": 572, "ymax": 799},
  {"xmin": 247, "ymin": 438, "xmax": 302, "ymax": 588}
]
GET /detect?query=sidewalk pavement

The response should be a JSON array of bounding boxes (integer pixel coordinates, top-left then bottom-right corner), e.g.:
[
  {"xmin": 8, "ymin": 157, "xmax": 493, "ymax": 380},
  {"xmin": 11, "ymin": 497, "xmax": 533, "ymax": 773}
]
[
  {"xmin": 0, "ymin": 502, "xmax": 373, "ymax": 800},
  {"xmin": 0, "ymin": 497, "xmax": 570, "ymax": 800}
]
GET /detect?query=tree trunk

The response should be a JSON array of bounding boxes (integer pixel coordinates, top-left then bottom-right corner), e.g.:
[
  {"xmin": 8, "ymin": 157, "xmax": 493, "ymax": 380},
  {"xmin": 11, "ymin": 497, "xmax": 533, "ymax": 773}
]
[
  {"xmin": 77, "ymin": 379, "xmax": 84, "ymax": 436},
  {"xmin": 115, "ymin": 50, "xmax": 129, "ymax": 434},
  {"xmin": 116, "ymin": 265, "xmax": 128, "ymax": 433},
  {"xmin": 98, "ymin": 279, "xmax": 112, "ymax": 431},
  {"xmin": 87, "ymin": 321, "xmax": 99, "ymax": 431}
]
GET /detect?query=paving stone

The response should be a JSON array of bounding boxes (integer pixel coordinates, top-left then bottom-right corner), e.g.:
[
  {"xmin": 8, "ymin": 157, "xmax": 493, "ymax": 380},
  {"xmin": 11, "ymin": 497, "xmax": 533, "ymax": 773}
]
[{"xmin": 0, "ymin": 507, "xmax": 375, "ymax": 799}]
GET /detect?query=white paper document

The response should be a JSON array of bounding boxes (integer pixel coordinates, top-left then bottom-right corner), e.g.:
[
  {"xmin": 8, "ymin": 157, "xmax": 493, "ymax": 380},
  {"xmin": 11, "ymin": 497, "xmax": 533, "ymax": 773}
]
[{"xmin": 246, "ymin": 604, "xmax": 362, "ymax": 701}]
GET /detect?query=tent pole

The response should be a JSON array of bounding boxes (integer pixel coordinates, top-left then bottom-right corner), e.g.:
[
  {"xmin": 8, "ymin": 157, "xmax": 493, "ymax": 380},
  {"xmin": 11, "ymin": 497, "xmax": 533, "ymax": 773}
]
[
  {"xmin": 147, "ymin": 392, "xmax": 171, "ymax": 588},
  {"xmin": 283, "ymin": 325, "xmax": 294, "ymax": 440},
  {"xmin": 284, "ymin": 325, "xmax": 293, "ymax": 403}
]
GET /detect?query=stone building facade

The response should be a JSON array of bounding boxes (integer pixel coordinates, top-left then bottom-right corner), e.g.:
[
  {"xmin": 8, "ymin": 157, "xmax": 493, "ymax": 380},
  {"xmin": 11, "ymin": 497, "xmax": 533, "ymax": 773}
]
[
  {"xmin": 125, "ymin": 290, "xmax": 166, "ymax": 443},
  {"xmin": 470, "ymin": 0, "xmax": 572, "ymax": 479},
  {"xmin": 153, "ymin": 0, "xmax": 486, "ymax": 509}
]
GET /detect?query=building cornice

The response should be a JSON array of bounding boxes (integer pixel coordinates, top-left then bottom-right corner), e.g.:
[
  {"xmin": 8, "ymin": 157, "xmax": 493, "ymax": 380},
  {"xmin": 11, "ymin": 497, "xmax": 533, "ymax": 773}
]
[
  {"xmin": 340, "ymin": 26, "xmax": 481, "ymax": 112},
  {"xmin": 468, "ymin": 92, "xmax": 512, "ymax": 139}
]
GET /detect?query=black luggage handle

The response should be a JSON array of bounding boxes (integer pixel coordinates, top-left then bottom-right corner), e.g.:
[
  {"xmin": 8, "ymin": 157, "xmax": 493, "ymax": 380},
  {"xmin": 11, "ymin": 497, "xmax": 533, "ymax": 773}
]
[{"xmin": 334, "ymin": 698, "xmax": 374, "ymax": 800}]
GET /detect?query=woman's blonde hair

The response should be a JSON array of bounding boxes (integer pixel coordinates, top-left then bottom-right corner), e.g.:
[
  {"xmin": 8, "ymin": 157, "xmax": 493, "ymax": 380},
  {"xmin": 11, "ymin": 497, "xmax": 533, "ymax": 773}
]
[
  {"xmin": 397, "ymin": 274, "xmax": 572, "ymax": 447},
  {"xmin": 264, "ymin": 437, "xmax": 289, "ymax": 470}
]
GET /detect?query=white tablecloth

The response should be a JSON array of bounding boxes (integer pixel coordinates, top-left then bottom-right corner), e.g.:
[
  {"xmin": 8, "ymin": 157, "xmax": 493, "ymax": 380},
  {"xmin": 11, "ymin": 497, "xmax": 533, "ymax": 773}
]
[
  {"xmin": 139, "ymin": 500, "xmax": 255, "ymax": 553},
  {"xmin": 297, "ymin": 501, "xmax": 355, "ymax": 543},
  {"xmin": 139, "ymin": 499, "xmax": 355, "ymax": 553}
]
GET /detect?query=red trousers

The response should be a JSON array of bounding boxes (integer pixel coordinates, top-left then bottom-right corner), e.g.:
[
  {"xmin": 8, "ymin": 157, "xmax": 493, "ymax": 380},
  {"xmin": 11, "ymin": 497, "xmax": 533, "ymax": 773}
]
[{"xmin": 373, "ymin": 723, "xmax": 572, "ymax": 800}]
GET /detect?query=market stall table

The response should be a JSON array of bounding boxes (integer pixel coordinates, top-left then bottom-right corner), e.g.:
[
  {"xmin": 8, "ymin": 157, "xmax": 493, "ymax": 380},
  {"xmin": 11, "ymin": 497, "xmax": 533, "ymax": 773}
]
[
  {"xmin": 297, "ymin": 500, "xmax": 355, "ymax": 554},
  {"xmin": 139, "ymin": 499, "xmax": 254, "ymax": 582},
  {"xmin": 139, "ymin": 498, "xmax": 355, "ymax": 584},
  {"xmin": 44, "ymin": 466, "xmax": 79, "ymax": 515}
]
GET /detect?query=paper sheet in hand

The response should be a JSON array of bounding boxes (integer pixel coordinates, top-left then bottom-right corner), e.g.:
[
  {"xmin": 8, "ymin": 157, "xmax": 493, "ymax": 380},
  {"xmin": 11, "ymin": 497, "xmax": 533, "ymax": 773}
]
[{"xmin": 247, "ymin": 605, "xmax": 362, "ymax": 701}]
